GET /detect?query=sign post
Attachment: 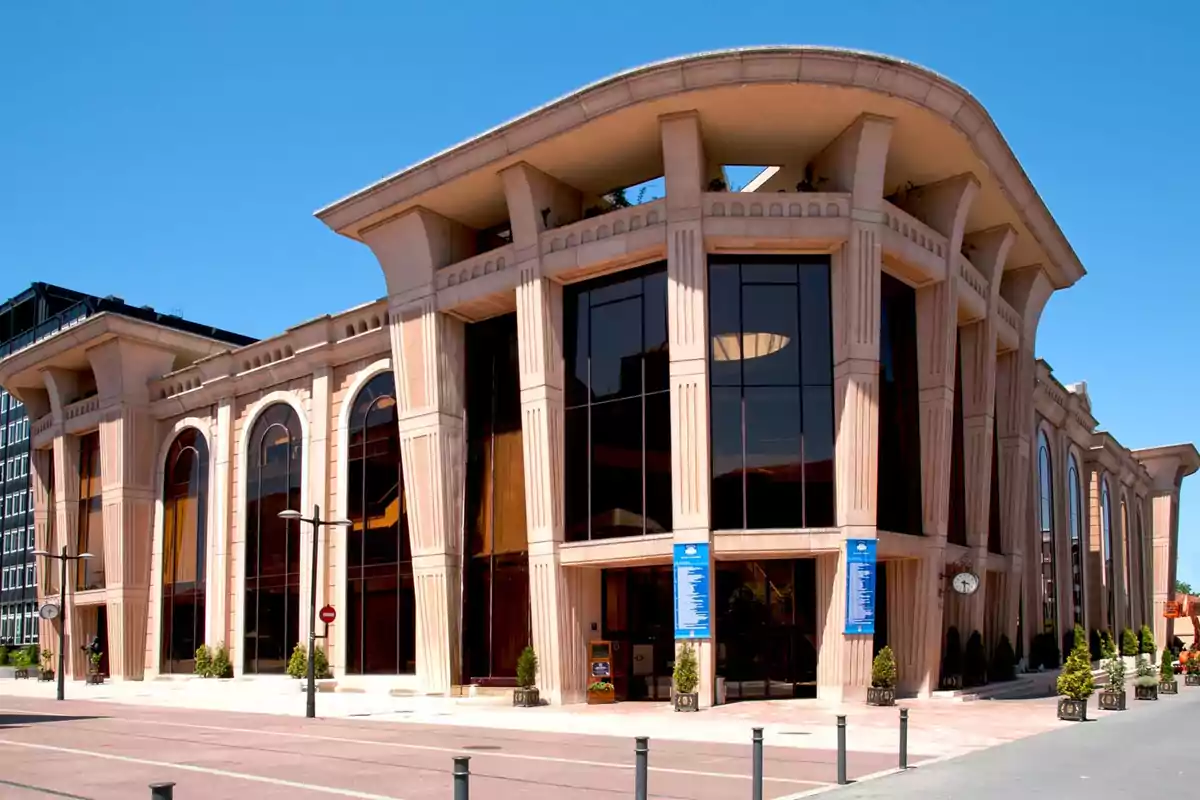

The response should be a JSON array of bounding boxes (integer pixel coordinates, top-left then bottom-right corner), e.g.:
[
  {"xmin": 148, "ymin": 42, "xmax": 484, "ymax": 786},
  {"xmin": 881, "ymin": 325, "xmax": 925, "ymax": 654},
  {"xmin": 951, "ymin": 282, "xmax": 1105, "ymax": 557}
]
[
  {"xmin": 673, "ymin": 543, "xmax": 711, "ymax": 639},
  {"xmin": 844, "ymin": 539, "xmax": 877, "ymax": 635}
]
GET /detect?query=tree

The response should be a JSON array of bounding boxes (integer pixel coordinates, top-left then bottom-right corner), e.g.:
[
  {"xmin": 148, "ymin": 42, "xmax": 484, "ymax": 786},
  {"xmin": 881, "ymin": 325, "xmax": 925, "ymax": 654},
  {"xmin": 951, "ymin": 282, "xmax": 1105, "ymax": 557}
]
[
  {"xmin": 1057, "ymin": 628, "xmax": 1095, "ymax": 700},
  {"xmin": 1139, "ymin": 624, "xmax": 1156, "ymax": 656},
  {"xmin": 1161, "ymin": 648, "xmax": 1175, "ymax": 682},
  {"xmin": 871, "ymin": 646, "xmax": 897, "ymax": 688},
  {"xmin": 1177, "ymin": 580, "xmax": 1194, "ymax": 596},
  {"xmin": 516, "ymin": 645, "xmax": 538, "ymax": 689},
  {"xmin": 673, "ymin": 642, "xmax": 699, "ymax": 694},
  {"xmin": 1120, "ymin": 628, "xmax": 1139, "ymax": 657}
]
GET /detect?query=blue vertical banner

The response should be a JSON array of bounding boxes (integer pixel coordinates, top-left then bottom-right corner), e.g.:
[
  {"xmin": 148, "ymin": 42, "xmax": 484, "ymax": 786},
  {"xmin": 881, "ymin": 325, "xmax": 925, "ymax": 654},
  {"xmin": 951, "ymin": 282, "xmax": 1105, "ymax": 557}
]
[
  {"xmin": 673, "ymin": 542, "xmax": 711, "ymax": 639},
  {"xmin": 844, "ymin": 539, "xmax": 877, "ymax": 635}
]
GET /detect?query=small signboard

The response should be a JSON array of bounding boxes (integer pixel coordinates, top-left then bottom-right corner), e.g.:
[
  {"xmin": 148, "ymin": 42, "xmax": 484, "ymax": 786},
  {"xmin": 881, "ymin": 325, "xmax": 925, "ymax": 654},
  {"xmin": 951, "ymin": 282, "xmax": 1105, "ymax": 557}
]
[
  {"xmin": 673, "ymin": 542, "xmax": 711, "ymax": 639},
  {"xmin": 844, "ymin": 539, "xmax": 877, "ymax": 635},
  {"xmin": 319, "ymin": 605, "xmax": 336, "ymax": 624},
  {"xmin": 1164, "ymin": 601, "xmax": 1182, "ymax": 619}
]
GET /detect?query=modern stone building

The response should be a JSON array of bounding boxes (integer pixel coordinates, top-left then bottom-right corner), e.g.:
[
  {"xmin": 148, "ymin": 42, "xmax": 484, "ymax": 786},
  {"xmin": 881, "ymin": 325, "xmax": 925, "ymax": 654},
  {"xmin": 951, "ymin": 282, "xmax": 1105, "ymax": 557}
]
[{"xmin": 0, "ymin": 47, "xmax": 1193, "ymax": 702}]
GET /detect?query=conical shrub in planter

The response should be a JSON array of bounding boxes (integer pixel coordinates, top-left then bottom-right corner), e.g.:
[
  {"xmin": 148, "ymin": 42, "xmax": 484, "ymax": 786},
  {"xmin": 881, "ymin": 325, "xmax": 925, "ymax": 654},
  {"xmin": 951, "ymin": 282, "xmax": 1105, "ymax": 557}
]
[
  {"xmin": 1120, "ymin": 628, "xmax": 1139, "ymax": 657},
  {"xmin": 514, "ymin": 645, "xmax": 540, "ymax": 707},
  {"xmin": 1159, "ymin": 648, "xmax": 1178, "ymax": 694},
  {"xmin": 940, "ymin": 627, "xmax": 963, "ymax": 690},
  {"xmin": 1099, "ymin": 648, "xmax": 1127, "ymax": 711},
  {"xmin": 990, "ymin": 635, "xmax": 1016, "ymax": 682},
  {"xmin": 867, "ymin": 646, "xmax": 897, "ymax": 706},
  {"xmin": 964, "ymin": 631, "xmax": 988, "ymax": 687},
  {"xmin": 673, "ymin": 642, "xmax": 700, "ymax": 712},
  {"xmin": 1140, "ymin": 624, "xmax": 1156, "ymax": 658},
  {"xmin": 1134, "ymin": 656, "xmax": 1158, "ymax": 701},
  {"xmin": 1056, "ymin": 628, "xmax": 1094, "ymax": 721}
]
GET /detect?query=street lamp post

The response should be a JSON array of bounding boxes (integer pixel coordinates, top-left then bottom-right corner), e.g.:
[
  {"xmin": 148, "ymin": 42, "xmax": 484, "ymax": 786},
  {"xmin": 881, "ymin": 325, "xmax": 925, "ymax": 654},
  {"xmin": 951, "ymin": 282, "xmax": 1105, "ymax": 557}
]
[
  {"xmin": 31, "ymin": 546, "xmax": 93, "ymax": 701},
  {"xmin": 278, "ymin": 505, "xmax": 350, "ymax": 719}
]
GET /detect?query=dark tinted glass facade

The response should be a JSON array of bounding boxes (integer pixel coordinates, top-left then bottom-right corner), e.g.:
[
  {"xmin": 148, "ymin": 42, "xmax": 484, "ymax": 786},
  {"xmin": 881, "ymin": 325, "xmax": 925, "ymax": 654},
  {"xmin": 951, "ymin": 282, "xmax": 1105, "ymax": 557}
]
[
  {"xmin": 346, "ymin": 372, "xmax": 415, "ymax": 675},
  {"xmin": 0, "ymin": 390, "xmax": 34, "ymax": 646},
  {"xmin": 1067, "ymin": 454, "xmax": 1084, "ymax": 624},
  {"xmin": 160, "ymin": 428, "xmax": 208, "ymax": 674},
  {"xmin": 1036, "ymin": 431, "xmax": 1057, "ymax": 638},
  {"xmin": 947, "ymin": 337, "xmax": 967, "ymax": 545},
  {"xmin": 464, "ymin": 315, "xmax": 530, "ymax": 680},
  {"xmin": 709, "ymin": 257, "xmax": 833, "ymax": 530},
  {"xmin": 564, "ymin": 265, "xmax": 671, "ymax": 541},
  {"xmin": 243, "ymin": 404, "xmax": 302, "ymax": 674},
  {"xmin": 77, "ymin": 432, "xmax": 105, "ymax": 590},
  {"xmin": 1101, "ymin": 477, "xmax": 1114, "ymax": 628},
  {"xmin": 988, "ymin": 419, "xmax": 1002, "ymax": 554},
  {"xmin": 877, "ymin": 273, "xmax": 922, "ymax": 534}
]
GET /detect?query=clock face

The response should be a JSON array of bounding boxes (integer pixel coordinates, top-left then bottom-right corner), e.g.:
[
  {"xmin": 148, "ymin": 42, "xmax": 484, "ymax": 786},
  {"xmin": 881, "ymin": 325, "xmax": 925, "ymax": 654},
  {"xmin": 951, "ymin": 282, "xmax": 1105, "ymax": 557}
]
[
  {"xmin": 38, "ymin": 603, "xmax": 60, "ymax": 620},
  {"xmin": 952, "ymin": 572, "xmax": 980, "ymax": 595}
]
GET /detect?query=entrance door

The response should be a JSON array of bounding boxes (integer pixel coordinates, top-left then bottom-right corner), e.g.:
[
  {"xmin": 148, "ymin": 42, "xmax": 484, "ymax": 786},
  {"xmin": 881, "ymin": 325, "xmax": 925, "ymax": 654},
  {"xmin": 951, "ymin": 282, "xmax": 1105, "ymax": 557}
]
[
  {"xmin": 602, "ymin": 567, "xmax": 673, "ymax": 701},
  {"xmin": 715, "ymin": 559, "xmax": 817, "ymax": 700}
]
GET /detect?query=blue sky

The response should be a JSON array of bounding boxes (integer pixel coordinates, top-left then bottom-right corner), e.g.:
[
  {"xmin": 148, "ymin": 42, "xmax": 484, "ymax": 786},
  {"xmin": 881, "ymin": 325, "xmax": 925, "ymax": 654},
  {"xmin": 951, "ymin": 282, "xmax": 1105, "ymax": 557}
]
[{"xmin": 3, "ymin": 3, "xmax": 1197, "ymax": 585}]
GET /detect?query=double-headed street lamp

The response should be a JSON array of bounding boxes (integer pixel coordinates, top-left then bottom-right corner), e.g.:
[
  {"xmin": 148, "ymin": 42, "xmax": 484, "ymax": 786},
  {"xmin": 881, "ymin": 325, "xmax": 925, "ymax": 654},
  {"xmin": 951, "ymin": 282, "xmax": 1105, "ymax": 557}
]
[
  {"xmin": 278, "ymin": 505, "xmax": 350, "ymax": 719},
  {"xmin": 30, "ymin": 546, "xmax": 93, "ymax": 701}
]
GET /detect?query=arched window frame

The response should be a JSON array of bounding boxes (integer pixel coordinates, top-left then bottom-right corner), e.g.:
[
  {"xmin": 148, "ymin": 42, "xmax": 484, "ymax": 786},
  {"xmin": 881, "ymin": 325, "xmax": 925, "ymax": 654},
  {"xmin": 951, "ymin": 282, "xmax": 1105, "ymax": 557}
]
[
  {"xmin": 1101, "ymin": 475, "xmax": 1115, "ymax": 630},
  {"xmin": 1120, "ymin": 494, "xmax": 1132, "ymax": 629},
  {"xmin": 1036, "ymin": 428, "xmax": 1057, "ymax": 639},
  {"xmin": 1066, "ymin": 451, "xmax": 1085, "ymax": 625},
  {"xmin": 159, "ymin": 427, "xmax": 210, "ymax": 674}
]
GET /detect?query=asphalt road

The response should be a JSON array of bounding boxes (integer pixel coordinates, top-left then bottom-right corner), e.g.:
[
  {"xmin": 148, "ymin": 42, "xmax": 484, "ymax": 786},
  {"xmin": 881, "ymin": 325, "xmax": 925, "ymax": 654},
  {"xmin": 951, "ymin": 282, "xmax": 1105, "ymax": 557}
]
[
  {"xmin": 0, "ymin": 696, "xmax": 918, "ymax": 799},
  {"xmin": 827, "ymin": 688, "xmax": 1200, "ymax": 799}
]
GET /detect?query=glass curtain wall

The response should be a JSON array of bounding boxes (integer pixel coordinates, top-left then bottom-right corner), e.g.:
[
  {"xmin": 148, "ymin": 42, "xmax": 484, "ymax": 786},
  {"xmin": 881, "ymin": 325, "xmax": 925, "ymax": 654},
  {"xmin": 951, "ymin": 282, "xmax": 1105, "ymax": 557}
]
[
  {"xmin": 160, "ymin": 429, "xmax": 209, "ymax": 673},
  {"xmin": 1101, "ymin": 477, "xmax": 1114, "ymax": 630},
  {"xmin": 77, "ymin": 432, "xmax": 104, "ymax": 590},
  {"xmin": 1067, "ymin": 454, "xmax": 1085, "ymax": 625},
  {"xmin": 709, "ymin": 257, "xmax": 834, "ymax": 530},
  {"xmin": 876, "ymin": 273, "xmax": 922, "ymax": 534},
  {"xmin": 243, "ymin": 404, "xmax": 302, "ymax": 674},
  {"xmin": 345, "ymin": 372, "xmax": 415, "ymax": 675},
  {"xmin": 564, "ymin": 265, "xmax": 671, "ymax": 541},
  {"xmin": 1036, "ymin": 431, "xmax": 1057, "ymax": 639},
  {"xmin": 464, "ymin": 314, "xmax": 530, "ymax": 680}
]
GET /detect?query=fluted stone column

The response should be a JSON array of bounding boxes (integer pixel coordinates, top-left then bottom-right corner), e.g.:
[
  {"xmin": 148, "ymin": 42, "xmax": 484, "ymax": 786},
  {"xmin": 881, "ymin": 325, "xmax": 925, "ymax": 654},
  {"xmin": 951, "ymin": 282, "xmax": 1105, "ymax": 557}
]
[
  {"xmin": 208, "ymin": 396, "xmax": 235, "ymax": 652},
  {"xmin": 30, "ymin": 447, "xmax": 54, "ymax": 646},
  {"xmin": 302, "ymin": 366, "xmax": 333, "ymax": 648},
  {"xmin": 501, "ymin": 160, "xmax": 583, "ymax": 704}
]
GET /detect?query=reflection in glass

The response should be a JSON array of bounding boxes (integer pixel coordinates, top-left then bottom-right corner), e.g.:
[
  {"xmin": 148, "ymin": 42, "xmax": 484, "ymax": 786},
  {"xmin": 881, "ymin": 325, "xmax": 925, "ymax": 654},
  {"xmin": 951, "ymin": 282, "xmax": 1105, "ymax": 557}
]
[
  {"xmin": 708, "ymin": 258, "xmax": 834, "ymax": 530},
  {"xmin": 564, "ymin": 265, "xmax": 672, "ymax": 542},
  {"xmin": 346, "ymin": 372, "xmax": 415, "ymax": 675},
  {"xmin": 77, "ymin": 432, "xmax": 105, "ymax": 590},
  {"xmin": 161, "ymin": 429, "xmax": 209, "ymax": 674},
  {"xmin": 244, "ymin": 404, "xmax": 302, "ymax": 674},
  {"xmin": 1101, "ymin": 477, "xmax": 1114, "ymax": 628},
  {"xmin": 877, "ymin": 274, "xmax": 923, "ymax": 535},
  {"xmin": 1037, "ymin": 431, "xmax": 1057, "ymax": 639},
  {"xmin": 1067, "ymin": 454, "xmax": 1085, "ymax": 625},
  {"xmin": 1121, "ymin": 501, "xmax": 1131, "ymax": 629}
]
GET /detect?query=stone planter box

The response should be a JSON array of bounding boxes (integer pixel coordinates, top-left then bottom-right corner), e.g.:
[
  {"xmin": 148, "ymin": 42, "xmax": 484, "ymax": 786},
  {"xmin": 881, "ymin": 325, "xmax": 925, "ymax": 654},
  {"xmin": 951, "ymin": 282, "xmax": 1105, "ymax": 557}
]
[
  {"xmin": 673, "ymin": 692, "xmax": 698, "ymax": 712},
  {"xmin": 1098, "ymin": 690, "xmax": 1126, "ymax": 711},
  {"xmin": 1057, "ymin": 698, "xmax": 1087, "ymax": 721},
  {"xmin": 939, "ymin": 675, "xmax": 962, "ymax": 691},
  {"xmin": 867, "ymin": 686, "xmax": 896, "ymax": 706},
  {"xmin": 13, "ymin": 668, "xmax": 29, "ymax": 680},
  {"xmin": 38, "ymin": 669, "xmax": 54, "ymax": 682},
  {"xmin": 1134, "ymin": 683, "xmax": 1158, "ymax": 701},
  {"xmin": 1185, "ymin": 674, "xmax": 1200, "ymax": 687},
  {"xmin": 1159, "ymin": 680, "xmax": 1178, "ymax": 695},
  {"xmin": 587, "ymin": 686, "xmax": 615, "ymax": 705},
  {"xmin": 513, "ymin": 687, "xmax": 540, "ymax": 708}
]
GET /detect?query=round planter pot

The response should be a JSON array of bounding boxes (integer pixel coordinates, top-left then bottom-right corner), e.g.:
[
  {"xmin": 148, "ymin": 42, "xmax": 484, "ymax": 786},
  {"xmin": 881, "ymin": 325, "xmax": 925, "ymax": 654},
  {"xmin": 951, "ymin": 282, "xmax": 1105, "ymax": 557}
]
[
  {"xmin": 674, "ymin": 692, "xmax": 699, "ymax": 712},
  {"xmin": 866, "ymin": 686, "xmax": 896, "ymax": 706},
  {"xmin": 1098, "ymin": 690, "xmax": 1126, "ymax": 711},
  {"xmin": 513, "ymin": 687, "xmax": 540, "ymax": 708},
  {"xmin": 1159, "ymin": 681, "xmax": 1178, "ymax": 695},
  {"xmin": 1057, "ymin": 698, "xmax": 1087, "ymax": 721}
]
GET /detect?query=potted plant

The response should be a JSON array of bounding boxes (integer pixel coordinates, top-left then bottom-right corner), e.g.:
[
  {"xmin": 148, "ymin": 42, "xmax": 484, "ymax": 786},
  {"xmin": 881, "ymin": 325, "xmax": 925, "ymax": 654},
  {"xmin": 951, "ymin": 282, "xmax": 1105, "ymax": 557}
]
[
  {"xmin": 964, "ymin": 631, "xmax": 988, "ymax": 687},
  {"xmin": 285, "ymin": 643, "xmax": 331, "ymax": 680},
  {"xmin": 88, "ymin": 650, "xmax": 104, "ymax": 684},
  {"xmin": 1133, "ymin": 656, "xmax": 1158, "ymax": 701},
  {"xmin": 939, "ymin": 627, "xmax": 963, "ymax": 689},
  {"xmin": 1159, "ymin": 648, "xmax": 1178, "ymax": 694},
  {"xmin": 990, "ymin": 635, "xmax": 1016, "ymax": 682},
  {"xmin": 1186, "ymin": 650, "xmax": 1200, "ymax": 686},
  {"xmin": 587, "ymin": 680, "xmax": 615, "ymax": 704},
  {"xmin": 211, "ymin": 644, "xmax": 233, "ymax": 678},
  {"xmin": 867, "ymin": 646, "xmax": 897, "ymax": 706},
  {"xmin": 38, "ymin": 649, "xmax": 54, "ymax": 682},
  {"xmin": 673, "ymin": 642, "xmax": 700, "ymax": 712},
  {"xmin": 1098, "ymin": 649, "xmax": 1126, "ymax": 711},
  {"xmin": 12, "ymin": 648, "xmax": 31, "ymax": 680},
  {"xmin": 1139, "ymin": 624, "xmax": 1156, "ymax": 661},
  {"xmin": 1056, "ymin": 628, "xmax": 1094, "ymax": 721},
  {"xmin": 1120, "ymin": 628, "xmax": 1139, "ymax": 662},
  {"xmin": 195, "ymin": 644, "xmax": 213, "ymax": 678},
  {"xmin": 513, "ymin": 645, "xmax": 539, "ymax": 707}
]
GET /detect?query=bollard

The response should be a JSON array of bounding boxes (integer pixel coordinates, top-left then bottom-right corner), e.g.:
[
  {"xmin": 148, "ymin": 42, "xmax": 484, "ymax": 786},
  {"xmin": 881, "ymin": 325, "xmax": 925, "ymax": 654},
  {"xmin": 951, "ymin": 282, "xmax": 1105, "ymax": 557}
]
[
  {"xmin": 453, "ymin": 755, "xmax": 470, "ymax": 800},
  {"xmin": 899, "ymin": 708, "xmax": 908, "ymax": 770},
  {"xmin": 149, "ymin": 783, "xmax": 175, "ymax": 800},
  {"xmin": 751, "ymin": 727, "xmax": 764, "ymax": 800},
  {"xmin": 635, "ymin": 736, "xmax": 649, "ymax": 800},
  {"xmin": 836, "ymin": 715, "xmax": 847, "ymax": 785}
]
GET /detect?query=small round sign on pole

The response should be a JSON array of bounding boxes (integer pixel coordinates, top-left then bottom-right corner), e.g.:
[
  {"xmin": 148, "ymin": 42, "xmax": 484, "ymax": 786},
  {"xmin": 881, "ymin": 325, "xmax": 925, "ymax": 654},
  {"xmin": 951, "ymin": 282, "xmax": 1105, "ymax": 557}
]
[{"xmin": 319, "ymin": 605, "xmax": 336, "ymax": 625}]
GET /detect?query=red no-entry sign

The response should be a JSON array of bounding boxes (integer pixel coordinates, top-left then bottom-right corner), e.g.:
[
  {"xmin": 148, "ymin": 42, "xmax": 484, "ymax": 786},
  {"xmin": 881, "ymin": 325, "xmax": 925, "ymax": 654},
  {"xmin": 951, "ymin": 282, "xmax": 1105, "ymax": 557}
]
[{"xmin": 319, "ymin": 605, "xmax": 336, "ymax": 624}]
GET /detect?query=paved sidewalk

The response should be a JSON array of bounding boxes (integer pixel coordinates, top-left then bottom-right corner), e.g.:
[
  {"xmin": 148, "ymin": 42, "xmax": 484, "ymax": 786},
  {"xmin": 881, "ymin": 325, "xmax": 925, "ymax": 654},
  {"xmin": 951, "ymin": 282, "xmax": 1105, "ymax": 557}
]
[{"xmin": 0, "ymin": 675, "xmax": 1072, "ymax": 759}]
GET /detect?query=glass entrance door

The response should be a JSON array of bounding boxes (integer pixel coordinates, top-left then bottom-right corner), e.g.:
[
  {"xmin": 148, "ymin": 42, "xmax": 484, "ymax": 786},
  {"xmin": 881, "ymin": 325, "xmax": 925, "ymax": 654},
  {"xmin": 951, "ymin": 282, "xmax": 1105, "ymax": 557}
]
[{"xmin": 601, "ymin": 567, "xmax": 673, "ymax": 701}]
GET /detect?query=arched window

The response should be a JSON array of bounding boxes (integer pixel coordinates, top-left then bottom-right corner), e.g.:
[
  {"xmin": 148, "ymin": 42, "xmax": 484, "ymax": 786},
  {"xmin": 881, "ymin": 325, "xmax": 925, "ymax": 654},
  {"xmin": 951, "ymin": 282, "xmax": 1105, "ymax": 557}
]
[
  {"xmin": 1067, "ymin": 454, "xmax": 1085, "ymax": 625},
  {"xmin": 244, "ymin": 403, "xmax": 302, "ymax": 674},
  {"xmin": 1036, "ymin": 431, "xmax": 1057, "ymax": 640},
  {"xmin": 1101, "ymin": 476, "xmax": 1114, "ymax": 630},
  {"xmin": 161, "ymin": 428, "xmax": 209, "ymax": 674},
  {"xmin": 1121, "ymin": 499, "xmax": 1132, "ymax": 628},
  {"xmin": 346, "ymin": 372, "xmax": 415, "ymax": 674}
]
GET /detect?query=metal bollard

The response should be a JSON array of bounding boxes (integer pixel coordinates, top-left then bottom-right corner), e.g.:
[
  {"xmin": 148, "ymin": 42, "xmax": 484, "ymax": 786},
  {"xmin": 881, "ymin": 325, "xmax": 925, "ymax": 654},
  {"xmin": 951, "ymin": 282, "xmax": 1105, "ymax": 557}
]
[
  {"xmin": 635, "ymin": 736, "xmax": 649, "ymax": 800},
  {"xmin": 836, "ymin": 715, "xmax": 847, "ymax": 785},
  {"xmin": 453, "ymin": 756, "xmax": 470, "ymax": 800},
  {"xmin": 752, "ymin": 727, "xmax": 764, "ymax": 800},
  {"xmin": 149, "ymin": 783, "xmax": 175, "ymax": 800},
  {"xmin": 899, "ymin": 708, "xmax": 908, "ymax": 770}
]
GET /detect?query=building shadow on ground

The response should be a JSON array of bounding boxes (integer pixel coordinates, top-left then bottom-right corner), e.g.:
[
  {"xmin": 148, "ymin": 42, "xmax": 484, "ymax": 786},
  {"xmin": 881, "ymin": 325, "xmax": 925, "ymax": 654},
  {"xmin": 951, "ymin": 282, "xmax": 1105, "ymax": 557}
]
[{"xmin": 0, "ymin": 713, "xmax": 104, "ymax": 728}]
